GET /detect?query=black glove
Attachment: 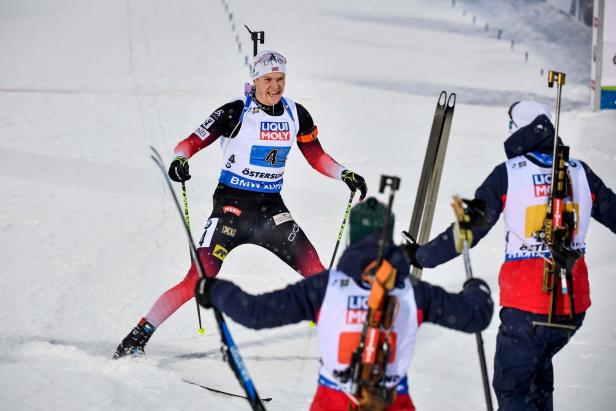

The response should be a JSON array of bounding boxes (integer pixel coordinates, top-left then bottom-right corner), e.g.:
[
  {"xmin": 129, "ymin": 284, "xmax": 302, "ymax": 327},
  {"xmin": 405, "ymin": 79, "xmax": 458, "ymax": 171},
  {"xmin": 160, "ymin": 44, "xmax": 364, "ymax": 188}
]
[
  {"xmin": 341, "ymin": 170, "xmax": 367, "ymax": 200},
  {"xmin": 463, "ymin": 278, "xmax": 491, "ymax": 296},
  {"xmin": 401, "ymin": 231, "xmax": 422, "ymax": 269},
  {"xmin": 168, "ymin": 156, "xmax": 191, "ymax": 182},
  {"xmin": 194, "ymin": 277, "xmax": 219, "ymax": 309},
  {"xmin": 462, "ymin": 198, "xmax": 490, "ymax": 229},
  {"xmin": 548, "ymin": 229, "xmax": 581, "ymax": 273}
]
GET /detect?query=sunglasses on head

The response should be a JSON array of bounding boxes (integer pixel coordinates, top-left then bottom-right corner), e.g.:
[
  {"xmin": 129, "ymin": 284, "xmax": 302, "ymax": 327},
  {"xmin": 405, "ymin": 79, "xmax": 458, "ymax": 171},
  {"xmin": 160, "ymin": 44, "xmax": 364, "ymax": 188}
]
[
  {"xmin": 508, "ymin": 101, "xmax": 520, "ymax": 130},
  {"xmin": 255, "ymin": 52, "xmax": 286, "ymax": 66}
]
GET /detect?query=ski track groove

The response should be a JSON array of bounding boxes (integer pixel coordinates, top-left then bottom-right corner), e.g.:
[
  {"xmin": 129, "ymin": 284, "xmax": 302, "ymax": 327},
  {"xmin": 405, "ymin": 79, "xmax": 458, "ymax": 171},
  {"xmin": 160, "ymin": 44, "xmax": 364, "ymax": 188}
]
[{"xmin": 331, "ymin": 77, "xmax": 587, "ymax": 108}]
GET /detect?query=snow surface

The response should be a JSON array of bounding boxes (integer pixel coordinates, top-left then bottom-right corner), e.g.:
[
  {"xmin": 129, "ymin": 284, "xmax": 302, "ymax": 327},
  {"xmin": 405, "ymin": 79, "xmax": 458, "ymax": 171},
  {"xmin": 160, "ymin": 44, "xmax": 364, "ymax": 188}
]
[{"xmin": 1, "ymin": 0, "xmax": 614, "ymax": 410}]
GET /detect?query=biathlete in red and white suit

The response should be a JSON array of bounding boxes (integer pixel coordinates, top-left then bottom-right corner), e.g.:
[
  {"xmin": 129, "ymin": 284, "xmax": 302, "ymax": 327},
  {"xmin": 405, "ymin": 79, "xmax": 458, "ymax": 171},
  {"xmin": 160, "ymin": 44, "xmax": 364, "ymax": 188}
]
[
  {"xmin": 193, "ymin": 199, "xmax": 494, "ymax": 411},
  {"xmin": 113, "ymin": 50, "xmax": 367, "ymax": 359},
  {"xmin": 405, "ymin": 101, "xmax": 616, "ymax": 411}
]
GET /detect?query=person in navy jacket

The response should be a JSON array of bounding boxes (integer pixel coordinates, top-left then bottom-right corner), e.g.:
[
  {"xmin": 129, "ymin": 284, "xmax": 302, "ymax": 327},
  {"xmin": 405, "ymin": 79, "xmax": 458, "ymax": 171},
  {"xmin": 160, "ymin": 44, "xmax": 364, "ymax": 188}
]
[
  {"xmin": 405, "ymin": 101, "xmax": 616, "ymax": 411},
  {"xmin": 195, "ymin": 197, "xmax": 494, "ymax": 411}
]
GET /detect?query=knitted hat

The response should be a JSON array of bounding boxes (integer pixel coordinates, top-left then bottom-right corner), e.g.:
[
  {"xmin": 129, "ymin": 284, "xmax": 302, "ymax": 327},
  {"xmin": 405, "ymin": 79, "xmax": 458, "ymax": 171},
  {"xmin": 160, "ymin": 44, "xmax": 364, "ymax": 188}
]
[
  {"xmin": 251, "ymin": 50, "xmax": 286, "ymax": 80},
  {"xmin": 508, "ymin": 100, "xmax": 552, "ymax": 134},
  {"xmin": 349, "ymin": 197, "xmax": 395, "ymax": 245}
]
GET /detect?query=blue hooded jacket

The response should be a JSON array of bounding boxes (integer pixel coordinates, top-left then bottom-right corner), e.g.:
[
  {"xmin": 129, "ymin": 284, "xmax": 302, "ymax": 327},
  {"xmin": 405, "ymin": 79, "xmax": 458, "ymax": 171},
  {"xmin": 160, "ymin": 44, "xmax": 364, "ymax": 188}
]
[
  {"xmin": 206, "ymin": 232, "xmax": 493, "ymax": 333},
  {"xmin": 415, "ymin": 115, "xmax": 616, "ymax": 269}
]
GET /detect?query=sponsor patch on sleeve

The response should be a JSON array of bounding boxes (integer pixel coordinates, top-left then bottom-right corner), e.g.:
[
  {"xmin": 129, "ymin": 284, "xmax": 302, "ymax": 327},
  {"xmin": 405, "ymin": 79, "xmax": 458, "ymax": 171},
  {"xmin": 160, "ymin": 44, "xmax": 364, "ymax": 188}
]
[
  {"xmin": 195, "ymin": 126, "xmax": 210, "ymax": 139},
  {"xmin": 203, "ymin": 116, "xmax": 216, "ymax": 129}
]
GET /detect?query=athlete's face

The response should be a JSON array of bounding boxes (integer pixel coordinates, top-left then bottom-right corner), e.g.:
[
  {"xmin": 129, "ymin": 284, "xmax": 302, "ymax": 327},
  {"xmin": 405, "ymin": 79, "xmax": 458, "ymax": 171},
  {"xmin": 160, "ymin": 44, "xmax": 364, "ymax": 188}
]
[{"xmin": 254, "ymin": 73, "xmax": 286, "ymax": 106}]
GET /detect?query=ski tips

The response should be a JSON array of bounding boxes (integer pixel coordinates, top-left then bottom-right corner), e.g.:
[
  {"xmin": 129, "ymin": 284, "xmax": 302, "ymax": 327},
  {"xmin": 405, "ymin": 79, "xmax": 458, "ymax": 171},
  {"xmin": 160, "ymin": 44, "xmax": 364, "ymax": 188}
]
[
  {"xmin": 447, "ymin": 93, "xmax": 456, "ymax": 107},
  {"xmin": 438, "ymin": 91, "xmax": 456, "ymax": 108},
  {"xmin": 438, "ymin": 91, "xmax": 447, "ymax": 105}
]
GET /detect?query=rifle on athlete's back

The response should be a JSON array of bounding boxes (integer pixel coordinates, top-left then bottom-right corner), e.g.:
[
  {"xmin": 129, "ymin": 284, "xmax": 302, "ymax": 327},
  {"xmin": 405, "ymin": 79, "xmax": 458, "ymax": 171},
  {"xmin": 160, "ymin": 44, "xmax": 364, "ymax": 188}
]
[
  {"xmin": 532, "ymin": 71, "xmax": 580, "ymax": 331},
  {"xmin": 337, "ymin": 175, "xmax": 401, "ymax": 410}
]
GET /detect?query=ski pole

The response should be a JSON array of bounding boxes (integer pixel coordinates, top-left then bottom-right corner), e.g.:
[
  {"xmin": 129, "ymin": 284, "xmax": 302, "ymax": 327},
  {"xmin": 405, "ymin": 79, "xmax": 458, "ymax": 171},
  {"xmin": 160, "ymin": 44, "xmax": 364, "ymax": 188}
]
[
  {"xmin": 307, "ymin": 190, "xmax": 356, "ymax": 328},
  {"xmin": 181, "ymin": 181, "xmax": 205, "ymax": 335},
  {"xmin": 151, "ymin": 147, "xmax": 266, "ymax": 411},
  {"xmin": 452, "ymin": 196, "xmax": 494, "ymax": 411},
  {"xmin": 328, "ymin": 190, "xmax": 356, "ymax": 269}
]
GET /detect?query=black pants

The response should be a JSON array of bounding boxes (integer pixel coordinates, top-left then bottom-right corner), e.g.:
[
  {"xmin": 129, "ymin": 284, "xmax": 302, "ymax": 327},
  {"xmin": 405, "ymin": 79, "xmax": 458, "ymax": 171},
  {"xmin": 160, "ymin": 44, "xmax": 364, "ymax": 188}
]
[
  {"xmin": 196, "ymin": 184, "xmax": 325, "ymax": 278},
  {"xmin": 493, "ymin": 307, "xmax": 585, "ymax": 411}
]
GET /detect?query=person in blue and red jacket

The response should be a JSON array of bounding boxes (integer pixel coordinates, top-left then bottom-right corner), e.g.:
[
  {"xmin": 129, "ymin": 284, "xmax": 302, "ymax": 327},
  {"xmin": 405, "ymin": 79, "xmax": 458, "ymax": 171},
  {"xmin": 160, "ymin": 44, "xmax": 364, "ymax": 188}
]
[
  {"xmin": 405, "ymin": 101, "xmax": 616, "ymax": 411},
  {"xmin": 113, "ymin": 50, "xmax": 367, "ymax": 359},
  {"xmin": 194, "ymin": 197, "xmax": 494, "ymax": 411}
]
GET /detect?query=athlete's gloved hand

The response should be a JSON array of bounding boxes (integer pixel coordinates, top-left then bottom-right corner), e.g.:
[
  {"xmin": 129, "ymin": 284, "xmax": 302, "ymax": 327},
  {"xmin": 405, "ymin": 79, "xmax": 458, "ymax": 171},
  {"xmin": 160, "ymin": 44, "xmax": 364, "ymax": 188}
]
[
  {"xmin": 168, "ymin": 156, "xmax": 191, "ymax": 182},
  {"xmin": 452, "ymin": 197, "xmax": 490, "ymax": 253},
  {"xmin": 342, "ymin": 170, "xmax": 367, "ymax": 200},
  {"xmin": 462, "ymin": 277, "xmax": 493, "ymax": 331},
  {"xmin": 548, "ymin": 229, "xmax": 582, "ymax": 272},
  {"xmin": 401, "ymin": 231, "xmax": 422, "ymax": 269},
  {"xmin": 462, "ymin": 198, "xmax": 490, "ymax": 229},
  {"xmin": 194, "ymin": 277, "xmax": 219, "ymax": 309},
  {"xmin": 463, "ymin": 277, "xmax": 491, "ymax": 296}
]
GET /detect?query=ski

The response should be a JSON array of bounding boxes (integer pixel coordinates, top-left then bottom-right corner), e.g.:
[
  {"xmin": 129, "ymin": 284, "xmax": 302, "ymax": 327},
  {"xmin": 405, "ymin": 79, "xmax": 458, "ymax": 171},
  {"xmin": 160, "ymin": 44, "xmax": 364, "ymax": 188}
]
[
  {"xmin": 150, "ymin": 147, "xmax": 267, "ymax": 411},
  {"xmin": 408, "ymin": 91, "xmax": 456, "ymax": 279},
  {"xmin": 183, "ymin": 380, "xmax": 273, "ymax": 402}
]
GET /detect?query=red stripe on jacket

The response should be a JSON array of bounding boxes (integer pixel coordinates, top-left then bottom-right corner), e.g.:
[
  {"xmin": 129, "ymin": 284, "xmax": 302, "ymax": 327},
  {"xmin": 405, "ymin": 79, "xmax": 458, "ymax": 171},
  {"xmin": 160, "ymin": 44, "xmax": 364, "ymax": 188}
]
[{"xmin": 499, "ymin": 257, "xmax": 590, "ymax": 315}]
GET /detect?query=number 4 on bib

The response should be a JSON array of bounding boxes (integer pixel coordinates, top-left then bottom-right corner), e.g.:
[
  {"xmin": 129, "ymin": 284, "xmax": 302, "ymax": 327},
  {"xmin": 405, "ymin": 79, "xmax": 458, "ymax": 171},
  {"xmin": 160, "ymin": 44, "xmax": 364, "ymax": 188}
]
[{"xmin": 265, "ymin": 149, "xmax": 279, "ymax": 166}]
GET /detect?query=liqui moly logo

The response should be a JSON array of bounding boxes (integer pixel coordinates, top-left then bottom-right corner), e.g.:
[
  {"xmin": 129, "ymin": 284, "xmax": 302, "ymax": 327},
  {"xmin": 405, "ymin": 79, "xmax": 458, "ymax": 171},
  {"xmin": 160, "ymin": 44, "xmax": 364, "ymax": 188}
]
[
  {"xmin": 532, "ymin": 174, "xmax": 552, "ymax": 197},
  {"xmin": 346, "ymin": 295, "xmax": 368, "ymax": 324},
  {"xmin": 260, "ymin": 122, "xmax": 291, "ymax": 141}
]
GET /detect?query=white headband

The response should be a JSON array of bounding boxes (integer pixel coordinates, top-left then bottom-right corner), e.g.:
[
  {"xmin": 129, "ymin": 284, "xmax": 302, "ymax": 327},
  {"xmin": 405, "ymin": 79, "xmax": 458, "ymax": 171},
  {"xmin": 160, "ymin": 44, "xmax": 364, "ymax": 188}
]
[{"xmin": 251, "ymin": 50, "xmax": 286, "ymax": 80}]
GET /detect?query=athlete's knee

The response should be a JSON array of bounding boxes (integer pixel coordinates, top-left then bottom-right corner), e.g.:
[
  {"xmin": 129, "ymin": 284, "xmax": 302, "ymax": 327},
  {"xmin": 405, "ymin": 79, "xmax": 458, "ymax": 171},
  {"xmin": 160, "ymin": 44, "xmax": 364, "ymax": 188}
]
[
  {"xmin": 183, "ymin": 247, "xmax": 222, "ymax": 280},
  {"xmin": 295, "ymin": 247, "xmax": 324, "ymax": 277}
]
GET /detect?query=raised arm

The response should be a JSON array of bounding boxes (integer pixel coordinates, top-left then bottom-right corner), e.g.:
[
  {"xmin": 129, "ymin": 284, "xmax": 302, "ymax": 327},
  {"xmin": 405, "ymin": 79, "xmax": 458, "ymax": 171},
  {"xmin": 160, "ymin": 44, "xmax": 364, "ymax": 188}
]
[
  {"xmin": 412, "ymin": 163, "xmax": 507, "ymax": 269},
  {"xmin": 295, "ymin": 103, "xmax": 367, "ymax": 199},
  {"xmin": 195, "ymin": 271, "xmax": 330, "ymax": 329},
  {"xmin": 413, "ymin": 278, "xmax": 494, "ymax": 333}
]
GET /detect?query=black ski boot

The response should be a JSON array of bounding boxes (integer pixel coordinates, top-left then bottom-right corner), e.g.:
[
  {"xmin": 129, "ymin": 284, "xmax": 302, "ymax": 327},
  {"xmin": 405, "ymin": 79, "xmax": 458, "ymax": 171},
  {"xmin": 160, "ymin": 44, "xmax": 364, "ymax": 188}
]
[{"xmin": 113, "ymin": 318, "xmax": 156, "ymax": 359}]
